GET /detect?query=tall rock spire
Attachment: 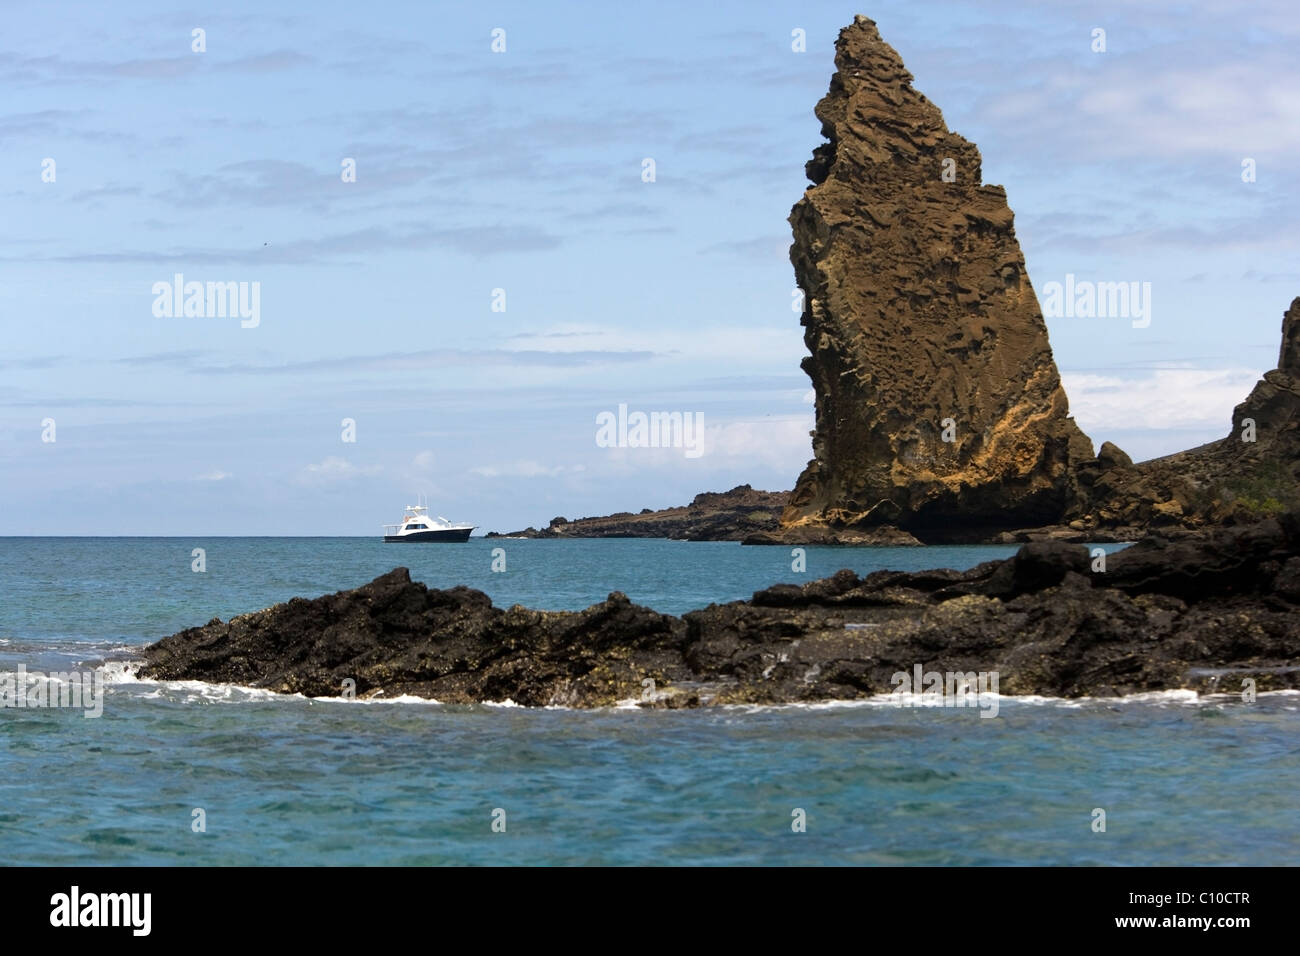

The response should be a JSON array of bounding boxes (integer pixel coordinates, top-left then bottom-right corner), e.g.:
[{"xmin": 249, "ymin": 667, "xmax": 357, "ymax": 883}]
[{"xmin": 783, "ymin": 15, "xmax": 1093, "ymax": 537}]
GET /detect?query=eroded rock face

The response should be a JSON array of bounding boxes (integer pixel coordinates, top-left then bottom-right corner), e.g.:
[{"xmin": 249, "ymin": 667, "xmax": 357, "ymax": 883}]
[
  {"xmin": 783, "ymin": 15, "xmax": 1094, "ymax": 540},
  {"xmin": 138, "ymin": 513, "xmax": 1300, "ymax": 706}
]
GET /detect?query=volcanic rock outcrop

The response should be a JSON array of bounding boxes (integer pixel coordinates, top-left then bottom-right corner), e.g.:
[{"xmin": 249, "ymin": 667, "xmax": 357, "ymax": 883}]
[
  {"xmin": 138, "ymin": 513, "xmax": 1300, "ymax": 706},
  {"xmin": 459, "ymin": 15, "xmax": 1300, "ymax": 547},
  {"xmin": 782, "ymin": 15, "xmax": 1095, "ymax": 541},
  {"xmin": 1067, "ymin": 297, "xmax": 1300, "ymax": 533},
  {"xmin": 486, "ymin": 485, "xmax": 788, "ymax": 541},
  {"xmin": 487, "ymin": 483, "xmax": 926, "ymax": 545}
]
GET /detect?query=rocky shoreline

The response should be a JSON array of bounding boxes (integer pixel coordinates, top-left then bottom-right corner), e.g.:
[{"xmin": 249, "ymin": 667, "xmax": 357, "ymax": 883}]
[
  {"xmin": 485, "ymin": 485, "xmax": 789, "ymax": 542},
  {"xmin": 486, "ymin": 484, "xmax": 1208, "ymax": 547},
  {"xmin": 139, "ymin": 513, "xmax": 1300, "ymax": 708}
]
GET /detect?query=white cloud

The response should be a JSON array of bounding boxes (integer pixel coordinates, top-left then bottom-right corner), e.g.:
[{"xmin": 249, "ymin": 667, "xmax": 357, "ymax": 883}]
[
  {"xmin": 1063, "ymin": 367, "xmax": 1259, "ymax": 432},
  {"xmin": 701, "ymin": 417, "xmax": 813, "ymax": 470},
  {"xmin": 298, "ymin": 456, "xmax": 382, "ymax": 484},
  {"xmin": 979, "ymin": 54, "xmax": 1300, "ymax": 162},
  {"xmin": 471, "ymin": 460, "xmax": 585, "ymax": 479},
  {"xmin": 193, "ymin": 470, "xmax": 231, "ymax": 481},
  {"xmin": 492, "ymin": 322, "xmax": 804, "ymax": 367},
  {"xmin": 585, "ymin": 415, "xmax": 813, "ymax": 476}
]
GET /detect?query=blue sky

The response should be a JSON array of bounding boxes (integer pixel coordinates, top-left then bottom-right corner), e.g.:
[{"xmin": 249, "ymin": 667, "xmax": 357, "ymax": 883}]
[{"xmin": 2, "ymin": 0, "xmax": 1297, "ymax": 534}]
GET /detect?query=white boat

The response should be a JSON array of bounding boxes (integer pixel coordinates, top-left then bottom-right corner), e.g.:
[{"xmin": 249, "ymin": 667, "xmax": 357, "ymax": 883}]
[{"xmin": 382, "ymin": 498, "xmax": 475, "ymax": 543}]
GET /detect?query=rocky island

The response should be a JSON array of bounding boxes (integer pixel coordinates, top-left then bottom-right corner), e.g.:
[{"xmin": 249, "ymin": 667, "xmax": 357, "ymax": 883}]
[
  {"xmin": 497, "ymin": 15, "xmax": 1300, "ymax": 546},
  {"xmin": 485, "ymin": 485, "xmax": 788, "ymax": 541},
  {"xmin": 783, "ymin": 18, "xmax": 1300, "ymax": 543},
  {"xmin": 140, "ymin": 513, "xmax": 1300, "ymax": 707},
  {"xmin": 780, "ymin": 15, "xmax": 1093, "ymax": 542}
]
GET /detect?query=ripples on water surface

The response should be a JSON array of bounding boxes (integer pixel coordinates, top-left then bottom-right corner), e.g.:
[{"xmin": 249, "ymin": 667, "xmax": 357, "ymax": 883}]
[{"xmin": 0, "ymin": 537, "xmax": 1294, "ymax": 865}]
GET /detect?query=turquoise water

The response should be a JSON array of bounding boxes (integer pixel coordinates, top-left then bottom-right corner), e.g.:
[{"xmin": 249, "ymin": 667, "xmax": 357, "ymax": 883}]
[{"xmin": 1, "ymin": 537, "xmax": 1297, "ymax": 866}]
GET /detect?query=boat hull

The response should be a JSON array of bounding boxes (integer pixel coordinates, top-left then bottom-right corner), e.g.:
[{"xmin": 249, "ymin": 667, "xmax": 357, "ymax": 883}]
[{"xmin": 383, "ymin": 528, "xmax": 473, "ymax": 543}]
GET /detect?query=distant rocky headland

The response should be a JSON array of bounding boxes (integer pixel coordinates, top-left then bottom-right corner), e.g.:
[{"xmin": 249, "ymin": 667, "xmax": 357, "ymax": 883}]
[
  {"xmin": 141, "ymin": 513, "xmax": 1300, "ymax": 707},
  {"xmin": 497, "ymin": 15, "xmax": 1300, "ymax": 546},
  {"xmin": 485, "ymin": 485, "xmax": 788, "ymax": 541}
]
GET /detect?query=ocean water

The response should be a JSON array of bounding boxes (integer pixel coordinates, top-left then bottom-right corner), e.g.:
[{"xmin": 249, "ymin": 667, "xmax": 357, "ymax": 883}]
[{"xmin": 1, "ymin": 536, "xmax": 1297, "ymax": 866}]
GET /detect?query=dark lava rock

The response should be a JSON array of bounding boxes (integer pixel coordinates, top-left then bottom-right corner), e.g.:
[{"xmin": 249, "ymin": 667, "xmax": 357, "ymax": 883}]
[
  {"xmin": 140, "ymin": 514, "xmax": 1300, "ymax": 707},
  {"xmin": 485, "ymin": 484, "xmax": 788, "ymax": 541}
]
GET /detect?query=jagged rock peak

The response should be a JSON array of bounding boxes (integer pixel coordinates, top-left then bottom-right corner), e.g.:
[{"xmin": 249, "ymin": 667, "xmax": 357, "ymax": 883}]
[{"xmin": 804, "ymin": 16, "xmax": 978, "ymax": 188}]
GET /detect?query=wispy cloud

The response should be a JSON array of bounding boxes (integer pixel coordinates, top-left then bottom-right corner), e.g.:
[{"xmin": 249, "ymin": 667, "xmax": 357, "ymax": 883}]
[
  {"xmin": 1063, "ymin": 367, "xmax": 1260, "ymax": 433},
  {"xmin": 297, "ymin": 456, "xmax": 381, "ymax": 485},
  {"xmin": 32, "ymin": 222, "xmax": 563, "ymax": 266},
  {"xmin": 111, "ymin": 347, "xmax": 658, "ymax": 375},
  {"xmin": 471, "ymin": 460, "xmax": 585, "ymax": 479}
]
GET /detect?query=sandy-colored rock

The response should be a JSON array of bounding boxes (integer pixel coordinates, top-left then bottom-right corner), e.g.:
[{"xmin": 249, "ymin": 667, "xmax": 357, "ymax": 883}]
[{"xmin": 783, "ymin": 16, "xmax": 1093, "ymax": 541}]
